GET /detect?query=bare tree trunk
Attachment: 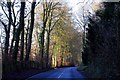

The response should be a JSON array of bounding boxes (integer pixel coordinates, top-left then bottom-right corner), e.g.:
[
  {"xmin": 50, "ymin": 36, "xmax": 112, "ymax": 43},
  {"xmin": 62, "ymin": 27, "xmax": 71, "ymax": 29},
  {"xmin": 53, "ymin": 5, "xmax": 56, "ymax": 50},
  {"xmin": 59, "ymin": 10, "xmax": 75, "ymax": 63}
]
[
  {"xmin": 13, "ymin": 2, "xmax": 25, "ymax": 62},
  {"xmin": 9, "ymin": 27, "xmax": 15, "ymax": 56},
  {"xmin": 25, "ymin": 20, "xmax": 29, "ymax": 59},
  {"xmin": 40, "ymin": 23, "xmax": 46, "ymax": 69},
  {"xmin": 9, "ymin": 2, "xmax": 18, "ymax": 58},
  {"xmin": 20, "ymin": 29, "xmax": 24, "ymax": 61},
  {"xmin": 46, "ymin": 31, "xmax": 50, "ymax": 69},
  {"xmin": 4, "ymin": 2, "xmax": 12, "ymax": 73},
  {"xmin": 4, "ymin": 2, "xmax": 12, "ymax": 57},
  {"xmin": 40, "ymin": 5, "xmax": 47, "ymax": 69},
  {"xmin": 25, "ymin": 1, "xmax": 36, "ymax": 61}
]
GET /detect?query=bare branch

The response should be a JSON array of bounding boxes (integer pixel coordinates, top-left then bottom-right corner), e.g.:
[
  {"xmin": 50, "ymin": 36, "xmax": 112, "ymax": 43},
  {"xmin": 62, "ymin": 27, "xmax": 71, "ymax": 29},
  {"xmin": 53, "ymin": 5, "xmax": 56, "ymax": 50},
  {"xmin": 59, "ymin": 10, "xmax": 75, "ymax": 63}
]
[
  {"xmin": 11, "ymin": 2, "xmax": 17, "ymax": 26},
  {"xmin": 1, "ymin": 3, "xmax": 9, "ymax": 19},
  {"xmin": 35, "ymin": 0, "xmax": 41, "ymax": 7},
  {"xmin": 0, "ymin": 19, "xmax": 7, "ymax": 33},
  {"xmin": 24, "ymin": 11, "xmax": 31, "ymax": 18},
  {"xmin": 25, "ymin": 0, "xmax": 40, "ymax": 18},
  {"xmin": 26, "ymin": 0, "xmax": 32, "ymax": 4},
  {"xmin": 16, "ymin": 9, "xmax": 20, "ymax": 17},
  {"xmin": 50, "ymin": 18, "xmax": 60, "ymax": 32}
]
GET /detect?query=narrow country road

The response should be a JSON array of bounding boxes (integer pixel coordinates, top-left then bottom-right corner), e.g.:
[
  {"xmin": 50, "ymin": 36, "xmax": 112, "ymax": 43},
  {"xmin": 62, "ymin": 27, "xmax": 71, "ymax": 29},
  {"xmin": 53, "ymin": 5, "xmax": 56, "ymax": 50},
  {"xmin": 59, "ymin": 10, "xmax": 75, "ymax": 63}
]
[{"xmin": 26, "ymin": 67, "xmax": 85, "ymax": 80}]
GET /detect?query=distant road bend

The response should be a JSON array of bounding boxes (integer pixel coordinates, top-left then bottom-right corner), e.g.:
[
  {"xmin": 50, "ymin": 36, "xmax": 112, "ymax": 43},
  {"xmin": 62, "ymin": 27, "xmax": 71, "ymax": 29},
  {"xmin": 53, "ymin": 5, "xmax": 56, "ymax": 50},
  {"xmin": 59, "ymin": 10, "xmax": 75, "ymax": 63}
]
[{"xmin": 26, "ymin": 67, "xmax": 85, "ymax": 80}]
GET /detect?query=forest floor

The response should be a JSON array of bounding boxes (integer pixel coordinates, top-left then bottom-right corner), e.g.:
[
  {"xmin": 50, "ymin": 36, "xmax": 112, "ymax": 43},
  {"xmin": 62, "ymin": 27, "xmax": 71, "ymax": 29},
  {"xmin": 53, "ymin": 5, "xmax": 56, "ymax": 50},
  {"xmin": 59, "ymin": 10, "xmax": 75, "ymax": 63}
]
[{"xmin": 2, "ymin": 68, "xmax": 54, "ymax": 80}]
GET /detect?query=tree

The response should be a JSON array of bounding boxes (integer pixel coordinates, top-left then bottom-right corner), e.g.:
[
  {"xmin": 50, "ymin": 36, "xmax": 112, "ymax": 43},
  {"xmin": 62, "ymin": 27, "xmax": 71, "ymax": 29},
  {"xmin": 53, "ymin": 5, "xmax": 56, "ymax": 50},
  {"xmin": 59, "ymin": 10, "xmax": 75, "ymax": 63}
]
[
  {"xmin": 0, "ymin": 0, "xmax": 12, "ymax": 61},
  {"xmin": 25, "ymin": 0, "xmax": 36, "ymax": 61},
  {"xmin": 84, "ymin": 2, "xmax": 120, "ymax": 78},
  {"xmin": 13, "ymin": 1, "xmax": 25, "ymax": 62},
  {"xmin": 0, "ymin": 0, "xmax": 13, "ymax": 73},
  {"xmin": 50, "ymin": 4, "xmax": 83, "ymax": 67},
  {"xmin": 45, "ymin": 2, "xmax": 62, "ymax": 69},
  {"xmin": 36, "ymin": 0, "xmax": 62, "ymax": 69}
]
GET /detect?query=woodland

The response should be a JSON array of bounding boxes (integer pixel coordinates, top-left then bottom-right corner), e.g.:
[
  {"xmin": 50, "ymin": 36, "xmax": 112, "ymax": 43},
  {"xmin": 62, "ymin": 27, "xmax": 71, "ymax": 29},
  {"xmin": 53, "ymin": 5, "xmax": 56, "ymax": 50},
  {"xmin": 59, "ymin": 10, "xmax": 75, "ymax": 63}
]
[{"xmin": 0, "ymin": 0, "xmax": 120, "ymax": 79}]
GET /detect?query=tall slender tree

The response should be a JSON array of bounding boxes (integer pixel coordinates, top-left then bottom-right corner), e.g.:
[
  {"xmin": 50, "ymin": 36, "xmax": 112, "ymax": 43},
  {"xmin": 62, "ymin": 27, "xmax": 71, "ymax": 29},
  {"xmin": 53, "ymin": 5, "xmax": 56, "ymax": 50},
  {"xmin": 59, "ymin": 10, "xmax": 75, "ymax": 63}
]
[
  {"xmin": 13, "ymin": 1, "xmax": 25, "ymax": 62},
  {"xmin": 25, "ymin": 0, "xmax": 36, "ymax": 61}
]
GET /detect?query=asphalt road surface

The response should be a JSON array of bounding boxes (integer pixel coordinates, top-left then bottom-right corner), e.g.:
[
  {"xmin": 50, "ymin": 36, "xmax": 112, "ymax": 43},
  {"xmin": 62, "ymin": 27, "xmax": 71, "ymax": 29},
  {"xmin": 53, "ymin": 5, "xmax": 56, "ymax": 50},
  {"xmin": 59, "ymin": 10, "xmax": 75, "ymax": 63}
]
[{"xmin": 26, "ymin": 67, "xmax": 85, "ymax": 80}]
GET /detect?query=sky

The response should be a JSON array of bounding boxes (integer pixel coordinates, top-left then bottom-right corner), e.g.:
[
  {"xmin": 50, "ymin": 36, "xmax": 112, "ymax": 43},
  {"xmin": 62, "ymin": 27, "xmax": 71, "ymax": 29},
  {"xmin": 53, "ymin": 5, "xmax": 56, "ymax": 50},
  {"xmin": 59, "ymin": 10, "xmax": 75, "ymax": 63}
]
[
  {"xmin": 65, "ymin": 0, "xmax": 99, "ymax": 27},
  {"xmin": 67, "ymin": 0, "xmax": 101, "ymax": 12}
]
